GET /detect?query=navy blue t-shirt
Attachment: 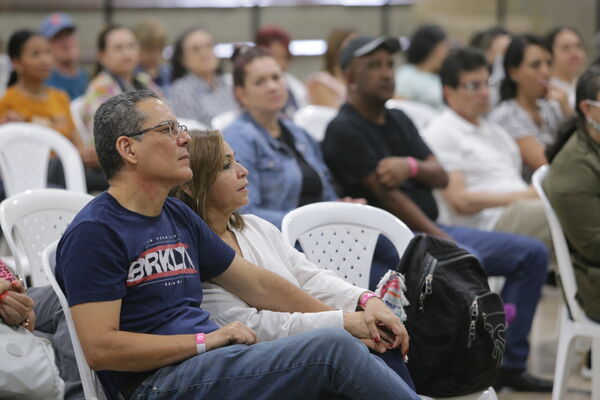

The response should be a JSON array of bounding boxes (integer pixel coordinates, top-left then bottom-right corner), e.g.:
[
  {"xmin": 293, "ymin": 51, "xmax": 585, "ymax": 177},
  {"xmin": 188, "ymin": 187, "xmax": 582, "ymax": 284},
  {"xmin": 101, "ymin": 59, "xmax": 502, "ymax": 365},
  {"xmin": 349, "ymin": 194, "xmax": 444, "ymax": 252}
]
[{"xmin": 56, "ymin": 192, "xmax": 235, "ymax": 399}]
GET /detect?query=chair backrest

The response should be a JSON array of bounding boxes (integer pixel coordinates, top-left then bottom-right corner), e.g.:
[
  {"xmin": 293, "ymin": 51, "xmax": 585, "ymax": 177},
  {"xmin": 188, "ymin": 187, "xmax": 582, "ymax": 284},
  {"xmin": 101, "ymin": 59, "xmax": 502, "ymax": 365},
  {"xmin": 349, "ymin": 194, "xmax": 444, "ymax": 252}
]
[
  {"xmin": 0, "ymin": 188, "xmax": 93, "ymax": 286},
  {"xmin": 282, "ymin": 202, "xmax": 414, "ymax": 288},
  {"xmin": 211, "ymin": 110, "xmax": 240, "ymax": 131},
  {"xmin": 532, "ymin": 165, "xmax": 588, "ymax": 322},
  {"xmin": 0, "ymin": 122, "xmax": 86, "ymax": 196},
  {"xmin": 293, "ymin": 105, "xmax": 338, "ymax": 142},
  {"xmin": 42, "ymin": 240, "xmax": 108, "ymax": 400},
  {"xmin": 178, "ymin": 117, "xmax": 208, "ymax": 131},
  {"xmin": 385, "ymin": 99, "xmax": 438, "ymax": 130},
  {"xmin": 70, "ymin": 96, "xmax": 92, "ymax": 147}
]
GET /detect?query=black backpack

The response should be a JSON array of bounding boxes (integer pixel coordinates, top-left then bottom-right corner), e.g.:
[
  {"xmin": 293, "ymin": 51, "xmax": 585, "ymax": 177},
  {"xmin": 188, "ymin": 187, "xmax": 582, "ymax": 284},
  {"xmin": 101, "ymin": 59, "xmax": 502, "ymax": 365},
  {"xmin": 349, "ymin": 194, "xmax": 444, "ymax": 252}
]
[{"xmin": 396, "ymin": 234, "xmax": 506, "ymax": 397}]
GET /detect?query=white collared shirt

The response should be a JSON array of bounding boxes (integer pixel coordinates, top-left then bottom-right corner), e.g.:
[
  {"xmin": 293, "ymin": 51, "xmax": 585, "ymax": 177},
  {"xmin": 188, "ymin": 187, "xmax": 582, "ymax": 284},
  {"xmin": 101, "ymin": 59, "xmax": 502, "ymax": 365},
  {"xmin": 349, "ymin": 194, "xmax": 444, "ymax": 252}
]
[{"xmin": 422, "ymin": 109, "xmax": 527, "ymax": 230}]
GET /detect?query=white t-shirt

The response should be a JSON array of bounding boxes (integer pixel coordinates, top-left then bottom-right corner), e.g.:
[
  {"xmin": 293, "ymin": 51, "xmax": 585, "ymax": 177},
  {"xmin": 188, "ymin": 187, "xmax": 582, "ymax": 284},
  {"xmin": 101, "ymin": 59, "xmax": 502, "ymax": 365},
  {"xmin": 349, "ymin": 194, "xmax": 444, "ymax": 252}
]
[
  {"xmin": 422, "ymin": 109, "xmax": 527, "ymax": 230},
  {"xmin": 201, "ymin": 214, "xmax": 365, "ymax": 342}
]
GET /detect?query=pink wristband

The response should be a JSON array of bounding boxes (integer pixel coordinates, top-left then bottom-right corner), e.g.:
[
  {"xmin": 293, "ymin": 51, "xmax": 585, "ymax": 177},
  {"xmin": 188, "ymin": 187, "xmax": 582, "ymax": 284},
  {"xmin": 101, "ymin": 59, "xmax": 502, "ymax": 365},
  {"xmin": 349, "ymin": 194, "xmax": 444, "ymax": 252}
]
[
  {"xmin": 359, "ymin": 292, "xmax": 379, "ymax": 309},
  {"xmin": 195, "ymin": 333, "xmax": 206, "ymax": 354},
  {"xmin": 406, "ymin": 156, "xmax": 419, "ymax": 178}
]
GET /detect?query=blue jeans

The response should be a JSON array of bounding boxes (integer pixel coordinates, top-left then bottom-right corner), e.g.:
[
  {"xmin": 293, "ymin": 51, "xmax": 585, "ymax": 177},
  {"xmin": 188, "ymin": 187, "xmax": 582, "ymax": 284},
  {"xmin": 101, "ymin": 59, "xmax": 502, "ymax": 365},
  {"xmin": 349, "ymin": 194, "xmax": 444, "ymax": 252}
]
[
  {"xmin": 130, "ymin": 328, "xmax": 419, "ymax": 400},
  {"xmin": 29, "ymin": 286, "xmax": 84, "ymax": 400},
  {"xmin": 440, "ymin": 224, "xmax": 549, "ymax": 370}
]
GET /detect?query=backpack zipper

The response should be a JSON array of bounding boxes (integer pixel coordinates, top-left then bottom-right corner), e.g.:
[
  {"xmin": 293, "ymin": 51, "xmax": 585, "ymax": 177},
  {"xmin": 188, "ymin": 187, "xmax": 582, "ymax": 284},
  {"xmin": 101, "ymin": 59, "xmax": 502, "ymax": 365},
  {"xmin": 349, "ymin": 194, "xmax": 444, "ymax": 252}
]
[
  {"xmin": 417, "ymin": 253, "xmax": 475, "ymax": 313},
  {"xmin": 467, "ymin": 296, "xmax": 479, "ymax": 348},
  {"xmin": 418, "ymin": 256, "xmax": 437, "ymax": 312}
]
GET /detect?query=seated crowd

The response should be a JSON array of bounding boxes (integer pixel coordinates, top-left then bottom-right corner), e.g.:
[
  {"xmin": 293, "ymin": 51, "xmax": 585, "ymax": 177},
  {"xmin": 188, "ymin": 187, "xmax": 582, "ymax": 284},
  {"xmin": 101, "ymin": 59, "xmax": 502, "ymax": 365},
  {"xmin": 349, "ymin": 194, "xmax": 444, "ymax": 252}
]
[{"xmin": 0, "ymin": 10, "xmax": 596, "ymax": 399}]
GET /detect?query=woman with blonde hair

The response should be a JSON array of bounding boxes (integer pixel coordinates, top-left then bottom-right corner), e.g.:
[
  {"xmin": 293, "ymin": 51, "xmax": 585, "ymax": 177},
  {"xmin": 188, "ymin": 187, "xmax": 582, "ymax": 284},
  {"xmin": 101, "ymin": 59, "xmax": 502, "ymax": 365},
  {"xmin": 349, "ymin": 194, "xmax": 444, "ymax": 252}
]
[{"xmin": 172, "ymin": 129, "xmax": 416, "ymax": 393}]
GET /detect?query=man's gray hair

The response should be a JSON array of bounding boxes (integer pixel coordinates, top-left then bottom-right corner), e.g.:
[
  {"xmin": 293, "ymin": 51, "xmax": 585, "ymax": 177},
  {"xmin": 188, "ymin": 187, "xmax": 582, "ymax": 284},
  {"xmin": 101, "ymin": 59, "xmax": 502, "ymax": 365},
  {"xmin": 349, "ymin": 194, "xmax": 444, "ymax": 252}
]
[{"xmin": 93, "ymin": 90, "xmax": 160, "ymax": 181}]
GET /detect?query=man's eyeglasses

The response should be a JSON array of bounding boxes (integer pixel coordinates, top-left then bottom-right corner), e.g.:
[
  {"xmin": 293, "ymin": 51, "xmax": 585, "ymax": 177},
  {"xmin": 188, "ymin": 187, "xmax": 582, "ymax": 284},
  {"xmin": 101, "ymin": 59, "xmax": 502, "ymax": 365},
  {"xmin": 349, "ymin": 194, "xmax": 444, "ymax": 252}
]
[
  {"xmin": 122, "ymin": 121, "xmax": 189, "ymax": 138},
  {"xmin": 586, "ymin": 99, "xmax": 600, "ymax": 108},
  {"xmin": 457, "ymin": 79, "xmax": 496, "ymax": 92}
]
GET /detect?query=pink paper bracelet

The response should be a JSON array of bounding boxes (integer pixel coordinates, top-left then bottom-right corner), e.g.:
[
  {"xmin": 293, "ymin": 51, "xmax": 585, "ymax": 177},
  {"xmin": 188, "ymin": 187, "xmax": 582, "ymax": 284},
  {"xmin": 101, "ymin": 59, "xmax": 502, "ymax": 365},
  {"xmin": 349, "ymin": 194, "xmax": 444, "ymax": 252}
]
[
  {"xmin": 359, "ymin": 292, "xmax": 379, "ymax": 309},
  {"xmin": 406, "ymin": 156, "xmax": 419, "ymax": 178}
]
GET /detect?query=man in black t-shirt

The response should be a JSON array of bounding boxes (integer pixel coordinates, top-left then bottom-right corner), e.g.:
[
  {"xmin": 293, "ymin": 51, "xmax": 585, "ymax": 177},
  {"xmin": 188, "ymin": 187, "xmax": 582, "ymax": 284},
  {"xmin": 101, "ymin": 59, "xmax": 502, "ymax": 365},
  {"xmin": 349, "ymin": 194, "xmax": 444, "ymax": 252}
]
[{"xmin": 322, "ymin": 35, "xmax": 552, "ymax": 393}]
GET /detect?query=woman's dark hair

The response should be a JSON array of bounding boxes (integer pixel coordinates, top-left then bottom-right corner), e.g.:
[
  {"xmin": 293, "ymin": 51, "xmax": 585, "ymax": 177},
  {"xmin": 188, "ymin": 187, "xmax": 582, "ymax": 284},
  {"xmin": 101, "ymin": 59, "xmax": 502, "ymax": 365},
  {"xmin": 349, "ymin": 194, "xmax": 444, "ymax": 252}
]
[
  {"xmin": 7, "ymin": 29, "xmax": 39, "ymax": 86},
  {"xmin": 171, "ymin": 28, "xmax": 198, "ymax": 83},
  {"xmin": 499, "ymin": 34, "xmax": 549, "ymax": 101},
  {"xmin": 469, "ymin": 26, "xmax": 510, "ymax": 51},
  {"xmin": 94, "ymin": 24, "xmax": 127, "ymax": 77},
  {"xmin": 547, "ymin": 67, "xmax": 600, "ymax": 162},
  {"xmin": 231, "ymin": 45, "xmax": 272, "ymax": 88},
  {"xmin": 546, "ymin": 26, "xmax": 584, "ymax": 55},
  {"xmin": 406, "ymin": 24, "xmax": 447, "ymax": 65}
]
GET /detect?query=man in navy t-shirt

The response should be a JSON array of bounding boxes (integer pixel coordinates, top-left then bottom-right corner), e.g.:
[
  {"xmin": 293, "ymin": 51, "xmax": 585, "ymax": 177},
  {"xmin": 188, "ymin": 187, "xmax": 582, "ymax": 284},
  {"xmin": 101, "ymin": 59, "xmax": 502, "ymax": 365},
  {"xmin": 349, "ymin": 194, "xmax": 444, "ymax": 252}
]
[{"xmin": 56, "ymin": 90, "xmax": 420, "ymax": 400}]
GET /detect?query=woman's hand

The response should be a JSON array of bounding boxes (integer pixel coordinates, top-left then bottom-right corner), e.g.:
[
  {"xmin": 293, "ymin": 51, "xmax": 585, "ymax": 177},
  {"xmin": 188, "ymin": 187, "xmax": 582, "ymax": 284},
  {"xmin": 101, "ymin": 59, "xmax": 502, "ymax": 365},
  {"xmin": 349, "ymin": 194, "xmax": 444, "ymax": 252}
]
[
  {"xmin": 0, "ymin": 280, "xmax": 35, "ymax": 330},
  {"xmin": 361, "ymin": 296, "xmax": 410, "ymax": 357},
  {"xmin": 547, "ymin": 84, "xmax": 574, "ymax": 117}
]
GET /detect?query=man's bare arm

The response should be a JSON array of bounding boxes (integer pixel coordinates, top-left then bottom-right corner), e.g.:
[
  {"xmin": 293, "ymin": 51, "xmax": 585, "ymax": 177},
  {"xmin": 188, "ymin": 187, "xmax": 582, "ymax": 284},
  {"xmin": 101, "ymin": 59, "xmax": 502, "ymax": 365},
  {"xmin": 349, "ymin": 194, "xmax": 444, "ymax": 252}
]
[
  {"xmin": 376, "ymin": 155, "xmax": 448, "ymax": 189},
  {"xmin": 443, "ymin": 171, "xmax": 537, "ymax": 215},
  {"xmin": 72, "ymin": 300, "xmax": 256, "ymax": 371},
  {"xmin": 362, "ymin": 173, "xmax": 451, "ymax": 240}
]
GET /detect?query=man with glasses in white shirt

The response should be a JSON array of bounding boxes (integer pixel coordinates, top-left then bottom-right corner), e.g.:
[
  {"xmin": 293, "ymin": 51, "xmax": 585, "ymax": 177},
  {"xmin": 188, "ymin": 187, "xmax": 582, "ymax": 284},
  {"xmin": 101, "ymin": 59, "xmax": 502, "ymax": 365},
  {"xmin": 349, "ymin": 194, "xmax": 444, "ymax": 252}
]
[
  {"xmin": 423, "ymin": 47, "xmax": 551, "ymax": 252},
  {"xmin": 422, "ymin": 47, "xmax": 552, "ymax": 392}
]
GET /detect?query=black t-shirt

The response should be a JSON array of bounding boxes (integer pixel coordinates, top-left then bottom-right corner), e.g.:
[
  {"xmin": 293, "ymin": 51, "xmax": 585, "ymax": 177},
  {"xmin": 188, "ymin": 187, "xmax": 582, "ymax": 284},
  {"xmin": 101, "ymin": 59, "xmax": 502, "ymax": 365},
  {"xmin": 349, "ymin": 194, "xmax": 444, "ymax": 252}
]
[
  {"xmin": 279, "ymin": 123, "xmax": 324, "ymax": 206},
  {"xmin": 322, "ymin": 103, "xmax": 439, "ymax": 221}
]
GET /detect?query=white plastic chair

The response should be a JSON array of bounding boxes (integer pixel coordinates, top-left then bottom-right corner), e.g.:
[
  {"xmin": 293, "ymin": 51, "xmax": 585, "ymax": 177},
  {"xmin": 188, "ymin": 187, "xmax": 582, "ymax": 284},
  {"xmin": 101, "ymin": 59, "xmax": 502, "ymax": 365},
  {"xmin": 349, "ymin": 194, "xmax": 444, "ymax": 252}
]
[
  {"xmin": 42, "ymin": 240, "xmax": 108, "ymax": 400},
  {"xmin": 70, "ymin": 96, "xmax": 92, "ymax": 147},
  {"xmin": 0, "ymin": 188, "xmax": 93, "ymax": 286},
  {"xmin": 386, "ymin": 99, "xmax": 439, "ymax": 131},
  {"xmin": 211, "ymin": 110, "xmax": 240, "ymax": 131},
  {"xmin": 293, "ymin": 105, "xmax": 337, "ymax": 142},
  {"xmin": 532, "ymin": 165, "xmax": 600, "ymax": 400},
  {"xmin": 0, "ymin": 122, "xmax": 86, "ymax": 197},
  {"xmin": 283, "ymin": 202, "xmax": 498, "ymax": 400},
  {"xmin": 178, "ymin": 117, "xmax": 208, "ymax": 131},
  {"xmin": 282, "ymin": 202, "xmax": 414, "ymax": 289}
]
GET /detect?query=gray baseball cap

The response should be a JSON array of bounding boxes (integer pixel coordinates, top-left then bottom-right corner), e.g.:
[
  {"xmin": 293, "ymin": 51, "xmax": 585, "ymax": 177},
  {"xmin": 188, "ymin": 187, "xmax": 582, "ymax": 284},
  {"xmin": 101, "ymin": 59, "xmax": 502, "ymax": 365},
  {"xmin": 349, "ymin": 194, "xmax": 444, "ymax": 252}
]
[{"xmin": 340, "ymin": 35, "xmax": 401, "ymax": 70}]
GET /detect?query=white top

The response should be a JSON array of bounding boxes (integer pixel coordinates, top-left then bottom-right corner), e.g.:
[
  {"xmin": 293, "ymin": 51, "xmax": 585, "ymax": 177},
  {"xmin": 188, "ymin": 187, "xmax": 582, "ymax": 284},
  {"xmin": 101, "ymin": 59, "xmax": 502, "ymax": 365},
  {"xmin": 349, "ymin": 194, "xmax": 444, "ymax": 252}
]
[
  {"xmin": 202, "ymin": 214, "xmax": 365, "ymax": 342},
  {"xmin": 394, "ymin": 64, "xmax": 445, "ymax": 110},
  {"xmin": 423, "ymin": 109, "xmax": 527, "ymax": 230}
]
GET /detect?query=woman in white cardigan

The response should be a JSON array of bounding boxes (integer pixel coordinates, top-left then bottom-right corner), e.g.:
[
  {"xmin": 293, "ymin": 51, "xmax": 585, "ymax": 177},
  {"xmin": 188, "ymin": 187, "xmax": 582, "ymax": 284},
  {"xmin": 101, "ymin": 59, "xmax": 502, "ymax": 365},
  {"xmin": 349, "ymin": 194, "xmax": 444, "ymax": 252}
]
[{"xmin": 172, "ymin": 129, "xmax": 414, "ymax": 388}]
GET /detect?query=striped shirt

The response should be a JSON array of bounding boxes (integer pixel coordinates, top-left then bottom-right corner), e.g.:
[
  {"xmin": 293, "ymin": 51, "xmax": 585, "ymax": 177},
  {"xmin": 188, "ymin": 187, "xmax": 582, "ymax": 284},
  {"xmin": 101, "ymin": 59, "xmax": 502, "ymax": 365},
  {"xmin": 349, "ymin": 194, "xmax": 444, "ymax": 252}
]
[{"xmin": 168, "ymin": 73, "xmax": 238, "ymax": 126}]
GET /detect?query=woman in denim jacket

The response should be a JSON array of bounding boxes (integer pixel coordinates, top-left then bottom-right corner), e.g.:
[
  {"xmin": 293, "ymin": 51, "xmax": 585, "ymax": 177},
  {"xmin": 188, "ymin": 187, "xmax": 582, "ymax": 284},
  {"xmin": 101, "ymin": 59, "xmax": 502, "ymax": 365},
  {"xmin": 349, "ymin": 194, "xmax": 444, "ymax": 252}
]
[
  {"xmin": 222, "ymin": 47, "xmax": 399, "ymax": 291},
  {"xmin": 223, "ymin": 46, "xmax": 353, "ymax": 228}
]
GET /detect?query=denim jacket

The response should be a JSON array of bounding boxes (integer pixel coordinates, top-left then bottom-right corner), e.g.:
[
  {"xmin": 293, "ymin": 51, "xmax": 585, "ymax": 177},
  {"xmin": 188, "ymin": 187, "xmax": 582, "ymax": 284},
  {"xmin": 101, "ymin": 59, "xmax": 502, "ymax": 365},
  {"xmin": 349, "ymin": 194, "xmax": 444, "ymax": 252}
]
[{"xmin": 223, "ymin": 112, "xmax": 338, "ymax": 228}]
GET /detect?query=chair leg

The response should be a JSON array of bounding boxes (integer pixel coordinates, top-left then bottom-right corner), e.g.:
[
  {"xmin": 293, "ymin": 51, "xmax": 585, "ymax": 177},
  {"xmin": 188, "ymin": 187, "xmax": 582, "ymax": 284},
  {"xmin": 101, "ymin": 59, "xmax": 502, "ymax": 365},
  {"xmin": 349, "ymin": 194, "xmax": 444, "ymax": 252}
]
[
  {"xmin": 552, "ymin": 309, "xmax": 574, "ymax": 400},
  {"xmin": 592, "ymin": 337, "xmax": 600, "ymax": 400}
]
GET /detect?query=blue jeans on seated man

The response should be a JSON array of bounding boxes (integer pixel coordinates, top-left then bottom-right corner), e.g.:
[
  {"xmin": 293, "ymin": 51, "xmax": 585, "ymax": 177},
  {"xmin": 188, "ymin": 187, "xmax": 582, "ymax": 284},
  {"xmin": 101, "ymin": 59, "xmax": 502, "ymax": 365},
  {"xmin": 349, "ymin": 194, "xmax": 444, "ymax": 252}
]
[
  {"xmin": 369, "ymin": 227, "xmax": 549, "ymax": 372},
  {"xmin": 129, "ymin": 327, "xmax": 420, "ymax": 400}
]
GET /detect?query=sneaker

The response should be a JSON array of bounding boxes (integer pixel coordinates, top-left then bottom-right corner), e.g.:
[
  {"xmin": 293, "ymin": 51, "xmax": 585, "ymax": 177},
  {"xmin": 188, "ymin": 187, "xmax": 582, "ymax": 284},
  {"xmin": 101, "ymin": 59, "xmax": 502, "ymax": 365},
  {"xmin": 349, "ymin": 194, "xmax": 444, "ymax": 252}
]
[{"xmin": 494, "ymin": 368, "xmax": 553, "ymax": 392}]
